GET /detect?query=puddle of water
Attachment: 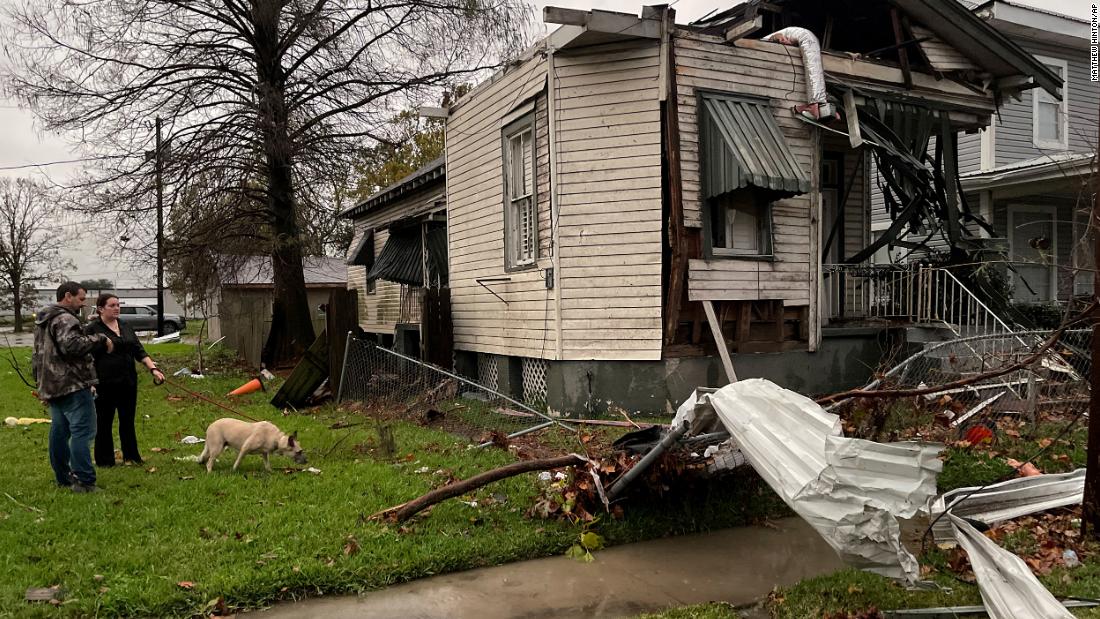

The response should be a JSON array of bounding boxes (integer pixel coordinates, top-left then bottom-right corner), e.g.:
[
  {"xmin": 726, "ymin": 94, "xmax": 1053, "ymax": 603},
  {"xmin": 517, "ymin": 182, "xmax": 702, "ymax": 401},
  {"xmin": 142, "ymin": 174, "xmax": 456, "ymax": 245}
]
[{"xmin": 254, "ymin": 517, "xmax": 841, "ymax": 619}]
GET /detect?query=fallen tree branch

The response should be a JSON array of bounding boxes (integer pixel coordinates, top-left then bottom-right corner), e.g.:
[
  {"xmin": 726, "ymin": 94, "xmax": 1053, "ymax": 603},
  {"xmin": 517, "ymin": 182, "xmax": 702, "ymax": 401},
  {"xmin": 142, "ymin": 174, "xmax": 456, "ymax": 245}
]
[
  {"xmin": 374, "ymin": 454, "xmax": 587, "ymax": 522},
  {"xmin": 817, "ymin": 306, "xmax": 1095, "ymax": 406}
]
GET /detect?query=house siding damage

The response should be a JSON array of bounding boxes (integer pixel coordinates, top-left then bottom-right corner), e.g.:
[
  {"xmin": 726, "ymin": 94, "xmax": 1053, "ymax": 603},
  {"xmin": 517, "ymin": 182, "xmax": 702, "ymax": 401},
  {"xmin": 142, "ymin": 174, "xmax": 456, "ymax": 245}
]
[
  {"xmin": 343, "ymin": 0, "xmax": 1067, "ymax": 413},
  {"xmin": 447, "ymin": 37, "xmax": 665, "ymax": 362},
  {"xmin": 678, "ymin": 34, "xmax": 817, "ymax": 311}
]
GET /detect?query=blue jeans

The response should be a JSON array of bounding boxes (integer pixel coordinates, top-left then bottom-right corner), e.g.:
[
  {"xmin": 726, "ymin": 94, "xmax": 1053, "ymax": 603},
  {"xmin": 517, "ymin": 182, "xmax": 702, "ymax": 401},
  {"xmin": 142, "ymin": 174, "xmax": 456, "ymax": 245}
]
[{"xmin": 48, "ymin": 388, "xmax": 97, "ymax": 486}]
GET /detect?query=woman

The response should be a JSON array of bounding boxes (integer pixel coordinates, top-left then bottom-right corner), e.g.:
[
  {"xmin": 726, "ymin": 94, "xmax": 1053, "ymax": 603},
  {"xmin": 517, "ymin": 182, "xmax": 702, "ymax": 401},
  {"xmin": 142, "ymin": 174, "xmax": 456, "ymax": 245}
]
[{"xmin": 85, "ymin": 293, "xmax": 166, "ymax": 466}]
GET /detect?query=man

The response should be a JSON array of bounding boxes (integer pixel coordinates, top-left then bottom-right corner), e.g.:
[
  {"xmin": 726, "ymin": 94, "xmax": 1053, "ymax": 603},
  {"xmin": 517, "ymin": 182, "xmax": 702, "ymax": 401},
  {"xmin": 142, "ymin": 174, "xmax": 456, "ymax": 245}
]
[{"xmin": 33, "ymin": 282, "xmax": 114, "ymax": 493}]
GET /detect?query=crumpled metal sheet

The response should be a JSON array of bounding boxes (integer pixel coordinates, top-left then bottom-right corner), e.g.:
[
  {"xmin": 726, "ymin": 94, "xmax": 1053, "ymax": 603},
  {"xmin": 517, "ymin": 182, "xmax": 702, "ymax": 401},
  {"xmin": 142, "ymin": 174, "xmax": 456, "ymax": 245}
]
[
  {"xmin": 929, "ymin": 469, "xmax": 1085, "ymax": 543},
  {"xmin": 700, "ymin": 378, "xmax": 943, "ymax": 582},
  {"xmin": 949, "ymin": 514, "xmax": 1075, "ymax": 619},
  {"xmin": 671, "ymin": 388, "xmax": 725, "ymax": 435}
]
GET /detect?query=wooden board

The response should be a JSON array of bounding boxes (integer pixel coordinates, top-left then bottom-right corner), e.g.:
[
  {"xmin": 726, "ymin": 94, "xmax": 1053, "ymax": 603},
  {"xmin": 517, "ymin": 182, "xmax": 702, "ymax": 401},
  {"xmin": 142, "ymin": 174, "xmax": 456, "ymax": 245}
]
[{"xmin": 271, "ymin": 329, "xmax": 329, "ymax": 409}]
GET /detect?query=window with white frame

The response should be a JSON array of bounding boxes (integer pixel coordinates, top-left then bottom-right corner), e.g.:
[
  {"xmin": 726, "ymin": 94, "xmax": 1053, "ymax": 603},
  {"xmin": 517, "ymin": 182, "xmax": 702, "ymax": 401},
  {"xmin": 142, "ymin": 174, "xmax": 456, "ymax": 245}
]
[
  {"xmin": 709, "ymin": 190, "xmax": 772, "ymax": 257},
  {"xmin": 1033, "ymin": 57, "xmax": 1068, "ymax": 150},
  {"xmin": 503, "ymin": 115, "xmax": 536, "ymax": 270}
]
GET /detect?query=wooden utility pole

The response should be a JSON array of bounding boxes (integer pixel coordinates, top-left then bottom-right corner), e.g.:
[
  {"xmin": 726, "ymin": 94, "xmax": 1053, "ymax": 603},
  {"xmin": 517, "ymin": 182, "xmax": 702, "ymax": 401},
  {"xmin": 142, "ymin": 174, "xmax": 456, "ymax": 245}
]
[
  {"xmin": 155, "ymin": 116, "xmax": 165, "ymax": 337},
  {"xmin": 1084, "ymin": 106, "xmax": 1100, "ymax": 538}
]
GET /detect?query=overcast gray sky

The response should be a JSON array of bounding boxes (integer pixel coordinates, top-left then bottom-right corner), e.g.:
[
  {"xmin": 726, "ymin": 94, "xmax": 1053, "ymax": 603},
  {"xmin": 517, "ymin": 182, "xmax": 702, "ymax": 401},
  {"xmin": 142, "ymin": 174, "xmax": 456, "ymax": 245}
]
[{"xmin": 0, "ymin": 0, "xmax": 1087, "ymax": 286}]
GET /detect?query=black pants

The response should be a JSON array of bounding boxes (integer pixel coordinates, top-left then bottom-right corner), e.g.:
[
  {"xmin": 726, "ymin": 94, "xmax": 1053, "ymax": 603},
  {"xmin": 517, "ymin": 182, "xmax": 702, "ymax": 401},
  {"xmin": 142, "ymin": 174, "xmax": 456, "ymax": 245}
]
[{"xmin": 94, "ymin": 381, "xmax": 141, "ymax": 466}]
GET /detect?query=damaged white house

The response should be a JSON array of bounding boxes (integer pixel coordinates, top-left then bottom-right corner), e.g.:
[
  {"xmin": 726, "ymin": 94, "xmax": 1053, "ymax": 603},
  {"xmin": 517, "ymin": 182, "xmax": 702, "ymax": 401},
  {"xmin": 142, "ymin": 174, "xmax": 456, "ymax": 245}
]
[{"xmin": 344, "ymin": 0, "xmax": 1065, "ymax": 413}]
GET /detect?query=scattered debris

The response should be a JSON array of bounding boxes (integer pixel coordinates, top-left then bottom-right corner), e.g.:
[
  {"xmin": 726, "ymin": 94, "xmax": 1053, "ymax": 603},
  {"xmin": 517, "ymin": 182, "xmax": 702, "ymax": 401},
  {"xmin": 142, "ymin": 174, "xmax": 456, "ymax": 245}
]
[
  {"xmin": 374, "ymin": 454, "xmax": 588, "ymax": 522},
  {"xmin": 606, "ymin": 421, "xmax": 689, "ymax": 500},
  {"xmin": 270, "ymin": 329, "xmax": 329, "ymax": 409},
  {"xmin": 4, "ymin": 417, "xmax": 50, "ymax": 426},
  {"xmin": 702, "ymin": 379, "xmax": 943, "ymax": 583},
  {"xmin": 25, "ymin": 586, "xmax": 64, "ymax": 604},
  {"xmin": 227, "ymin": 377, "xmax": 264, "ymax": 397},
  {"xmin": 174, "ymin": 455, "xmax": 202, "ymax": 462},
  {"xmin": 151, "ymin": 332, "xmax": 181, "ymax": 344},
  {"xmin": 949, "ymin": 514, "xmax": 1074, "ymax": 619},
  {"xmin": 180, "ymin": 436, "xmax": 205, "ymax": 444},
  {"xmin": 951, "ymin": 392, "xmax": 1006, "ymax": 428},
  {"xmin": 5, "ymin": 492, "xmax": 43, "ymax": 513},
  {"xmin": 929, "ymin": 469, "xmax": 1084, "ymax": 543},
  {"xmin": 1006, "ymin": 458, "xmax": 1042, "ymax": 477},
  {"xmin": 885, "ymin": 600, "xmax": 1097, "ymax": 617}
]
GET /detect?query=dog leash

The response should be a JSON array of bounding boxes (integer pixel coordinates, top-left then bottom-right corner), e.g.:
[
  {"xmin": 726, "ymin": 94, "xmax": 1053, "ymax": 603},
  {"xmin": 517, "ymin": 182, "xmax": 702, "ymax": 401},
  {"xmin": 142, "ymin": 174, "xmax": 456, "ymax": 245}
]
[{"xmin": 161, "ymin": 376, "xmax": 263, "ymax": 423}]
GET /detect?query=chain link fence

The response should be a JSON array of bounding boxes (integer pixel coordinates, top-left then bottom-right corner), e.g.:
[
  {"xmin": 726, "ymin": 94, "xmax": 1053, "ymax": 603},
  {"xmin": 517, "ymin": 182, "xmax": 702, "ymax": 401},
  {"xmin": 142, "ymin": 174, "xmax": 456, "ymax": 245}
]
[
  {"xmin": 336, "ymin": 336, "xmax": 573, "ymax": 445},
  {"xmin": 830, "ymin": 329, "xmax": 1091, "ymax": 440}
]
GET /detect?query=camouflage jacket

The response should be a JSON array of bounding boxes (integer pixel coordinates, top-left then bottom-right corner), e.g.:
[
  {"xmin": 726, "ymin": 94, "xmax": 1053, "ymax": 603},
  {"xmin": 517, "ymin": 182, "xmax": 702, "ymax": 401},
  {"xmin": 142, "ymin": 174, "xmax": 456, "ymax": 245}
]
[{"xmin": 32, "ymin": 305, "xmax": 109, "ymax": 401}]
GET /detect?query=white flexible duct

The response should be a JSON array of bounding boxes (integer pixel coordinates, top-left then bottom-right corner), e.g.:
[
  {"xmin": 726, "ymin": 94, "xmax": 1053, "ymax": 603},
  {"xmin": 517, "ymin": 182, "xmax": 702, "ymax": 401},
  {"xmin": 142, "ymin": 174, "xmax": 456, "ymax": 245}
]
[{"xmin": 762, "ymin": 27, "xmax": 835, "ymax": 119}]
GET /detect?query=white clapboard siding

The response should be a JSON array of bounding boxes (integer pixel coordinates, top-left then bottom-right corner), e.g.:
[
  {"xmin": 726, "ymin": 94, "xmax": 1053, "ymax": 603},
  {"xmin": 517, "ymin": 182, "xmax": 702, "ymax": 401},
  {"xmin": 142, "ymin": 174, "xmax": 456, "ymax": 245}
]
[
  {"xmin": 346, "ymin": 182, "xmax": 444, "ymax": 334},
  {"xmin": 553, "ymin": 39, "xmax": 665, "ymax": 361},
  {"xmin": 675, "ymin": 32, "xmax": 815, "ymax": 308},
  {"xmin": 446, "ymin": 54, "xmax": 560, "ymax": 359},
  {"xmin": 911, "ymin": 25, "xmax": 980, "ymax": 72},
  {"xmin": 349, "ymin": 226, "xmax": 402, "ymax": 333}
]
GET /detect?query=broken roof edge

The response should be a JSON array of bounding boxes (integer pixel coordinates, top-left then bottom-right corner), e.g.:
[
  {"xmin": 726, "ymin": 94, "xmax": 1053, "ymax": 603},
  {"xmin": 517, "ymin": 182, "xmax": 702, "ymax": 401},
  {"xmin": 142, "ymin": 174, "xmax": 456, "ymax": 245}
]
[
  {"xmin": 338, "ymin": 156, "xmax": 446, "ymax": 221},
  {"xmin": 890, "ymin": 0, "xmax": 1063, "ymax": 100},
  {"xmin": 686, "ymin": 0, "xmax": 1061, "ymax": 101},
  {"xmin": 447, "ymin": 4, "xmax": 667, "ymax": 115},
  {"xmin": 959, "ymin": 152, "xmax": 1098, "ymax": 191}
]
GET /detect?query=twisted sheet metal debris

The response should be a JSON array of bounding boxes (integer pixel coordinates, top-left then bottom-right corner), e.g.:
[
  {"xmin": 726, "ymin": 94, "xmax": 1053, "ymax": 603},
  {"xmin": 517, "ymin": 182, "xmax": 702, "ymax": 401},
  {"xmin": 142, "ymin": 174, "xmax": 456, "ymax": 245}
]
[
  {"xmin": 949, "ymin": 514, "xmax": 1075, "ymax": 619},
  {"xmin": 691, "ymin": 379, "xmax": 943, "ymax": 583},
  {"xmin": 928, "ymin": 469, "xmax": 1085, "ymax": 543}
]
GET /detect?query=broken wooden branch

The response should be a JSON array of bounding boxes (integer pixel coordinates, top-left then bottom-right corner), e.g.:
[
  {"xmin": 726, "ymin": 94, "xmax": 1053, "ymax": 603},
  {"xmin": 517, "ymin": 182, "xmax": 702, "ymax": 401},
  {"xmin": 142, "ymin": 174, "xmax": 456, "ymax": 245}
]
[{"xmin": 374, "ymin": 454, "xmax": 587, "ymax": 522}]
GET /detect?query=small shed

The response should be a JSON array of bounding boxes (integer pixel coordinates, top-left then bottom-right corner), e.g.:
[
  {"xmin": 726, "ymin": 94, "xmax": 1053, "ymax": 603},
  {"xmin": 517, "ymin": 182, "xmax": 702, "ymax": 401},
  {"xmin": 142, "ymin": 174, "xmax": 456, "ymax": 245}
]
[{"xmin": 208, "ymin": 256, "xmax": 348, "ymax": 366}]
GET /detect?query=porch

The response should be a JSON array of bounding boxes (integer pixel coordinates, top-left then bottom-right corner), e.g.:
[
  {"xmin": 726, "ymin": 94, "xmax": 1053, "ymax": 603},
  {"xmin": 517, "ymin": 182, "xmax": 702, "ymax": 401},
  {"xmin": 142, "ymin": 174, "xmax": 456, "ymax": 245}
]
[{"xmin": 823, "ymin": 262, "xmax": 1019, "ymax": 340}]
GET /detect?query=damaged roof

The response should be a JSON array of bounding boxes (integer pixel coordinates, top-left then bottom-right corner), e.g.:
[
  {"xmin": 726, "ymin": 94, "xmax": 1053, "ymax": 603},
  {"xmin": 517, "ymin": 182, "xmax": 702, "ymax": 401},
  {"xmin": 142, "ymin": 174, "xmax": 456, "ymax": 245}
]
[
  {"xmin": 339, "ymin": 156, "xmax": 445, "ymax": 220},
  {"xmin": 690, "ymin": 0, "xmax": 1062, "ymax": 100}
]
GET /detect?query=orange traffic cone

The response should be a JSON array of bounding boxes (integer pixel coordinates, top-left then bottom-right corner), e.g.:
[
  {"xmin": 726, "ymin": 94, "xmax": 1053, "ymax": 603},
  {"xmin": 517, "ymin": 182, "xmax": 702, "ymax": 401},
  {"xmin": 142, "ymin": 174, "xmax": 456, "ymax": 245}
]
[{"xmin": 227, "ymin": 377, "xmax": 264, "ymax": 397}]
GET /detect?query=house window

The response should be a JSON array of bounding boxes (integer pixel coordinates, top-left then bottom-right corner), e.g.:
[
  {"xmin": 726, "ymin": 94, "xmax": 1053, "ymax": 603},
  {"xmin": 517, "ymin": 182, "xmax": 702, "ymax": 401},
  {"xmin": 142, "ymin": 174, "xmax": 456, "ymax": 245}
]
[
  {"xmin": 709, "ymin": 191, "xmax": 773, "ymax": 257},
  {"xmin": 503, "ymin": 114, "xmax": 536, "ymax": 270},
  {"xmin": 1033, "ymin": 57, "xmax": 1068, "ymax": 150},
  {"xmin": 365, "ymin": 233, "xmax": 376, "ymax": 295},
  {"xmin": 1007, "ymin": 205, "xmax": 1056, "ymax": 302}
]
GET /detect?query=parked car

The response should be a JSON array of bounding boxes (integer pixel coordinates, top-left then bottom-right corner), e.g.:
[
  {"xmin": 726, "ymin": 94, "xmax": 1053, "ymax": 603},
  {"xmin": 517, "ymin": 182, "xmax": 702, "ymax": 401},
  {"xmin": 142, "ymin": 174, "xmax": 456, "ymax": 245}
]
[{"xmin": 118, "ymin": 304, "xmax": 186, "ymax": 333}]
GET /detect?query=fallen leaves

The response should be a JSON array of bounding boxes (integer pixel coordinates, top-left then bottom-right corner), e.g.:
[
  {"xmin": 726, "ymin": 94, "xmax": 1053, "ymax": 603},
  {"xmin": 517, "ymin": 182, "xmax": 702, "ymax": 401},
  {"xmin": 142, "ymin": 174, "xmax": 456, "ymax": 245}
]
[
  {"xmin": 177, "ymin": 581, "xmax": 195, "ymax": 589},
  {"xmin": 343, "ymin": 535, "xmax": 360, "ymax": 557},
  {"xmin": 944, "ymin": 507, "xmax": 1096, "ymax": 580}
]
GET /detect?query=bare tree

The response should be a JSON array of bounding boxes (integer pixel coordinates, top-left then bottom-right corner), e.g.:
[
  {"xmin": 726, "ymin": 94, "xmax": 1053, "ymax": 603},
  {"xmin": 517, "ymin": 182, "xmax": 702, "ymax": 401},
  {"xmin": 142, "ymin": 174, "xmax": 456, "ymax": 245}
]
[
  {"xmin": 3, "ymin": 0, "xmax": 531, "ymax": 364},
  {"xmin": 0, "ymin": 178, "xmax": 72, "ymax": 332}
]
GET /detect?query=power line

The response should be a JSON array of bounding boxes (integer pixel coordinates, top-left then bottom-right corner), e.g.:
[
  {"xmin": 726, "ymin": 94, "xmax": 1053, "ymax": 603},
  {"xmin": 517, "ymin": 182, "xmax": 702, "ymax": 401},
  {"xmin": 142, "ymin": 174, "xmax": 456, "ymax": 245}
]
[{"xmin": 0, "ymin": 157, "xmax": 124, "ymax": 171}]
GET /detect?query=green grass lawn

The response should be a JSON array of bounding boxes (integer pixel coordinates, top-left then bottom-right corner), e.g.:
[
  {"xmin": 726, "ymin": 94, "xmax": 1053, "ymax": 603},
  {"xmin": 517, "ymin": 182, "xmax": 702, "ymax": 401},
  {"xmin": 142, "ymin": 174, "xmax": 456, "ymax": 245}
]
[{"xmin": 1, "ymin": 344, "xmax": 783, "ymax": 618}]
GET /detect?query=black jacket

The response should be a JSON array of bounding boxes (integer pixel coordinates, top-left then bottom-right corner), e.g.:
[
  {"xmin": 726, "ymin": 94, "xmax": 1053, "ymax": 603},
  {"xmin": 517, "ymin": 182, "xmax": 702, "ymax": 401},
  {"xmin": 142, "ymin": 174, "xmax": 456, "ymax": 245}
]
[{"xmin": 84, "ymin": 319, "xmax": 150, "ymax": 386}]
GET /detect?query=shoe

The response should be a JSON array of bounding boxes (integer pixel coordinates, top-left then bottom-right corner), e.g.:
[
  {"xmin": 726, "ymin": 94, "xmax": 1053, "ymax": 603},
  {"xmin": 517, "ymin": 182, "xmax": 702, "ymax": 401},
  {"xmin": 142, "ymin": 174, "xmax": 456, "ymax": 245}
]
[{"xmin": 71, "ymin": 483, "xmax": 101, "ymax": 494}]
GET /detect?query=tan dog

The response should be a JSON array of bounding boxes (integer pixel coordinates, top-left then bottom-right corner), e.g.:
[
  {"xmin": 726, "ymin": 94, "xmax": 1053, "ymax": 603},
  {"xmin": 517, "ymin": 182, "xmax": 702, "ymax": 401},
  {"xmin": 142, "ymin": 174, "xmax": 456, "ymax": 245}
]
[{"xmin": 198, "ymin": 418, "xmax": 307, "ymax": 473}]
